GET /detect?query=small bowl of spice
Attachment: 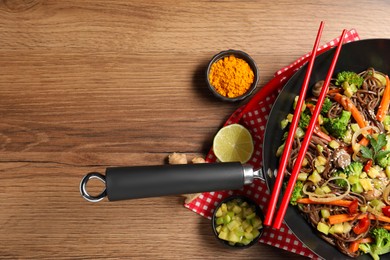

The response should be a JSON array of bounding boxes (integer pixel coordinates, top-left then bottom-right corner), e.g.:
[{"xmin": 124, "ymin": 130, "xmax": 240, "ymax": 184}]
[
  {"xmin": 206, "ymin": 50, "xmax": 259, "ymax": 102},
  {"xmin": 212, "ymin": 195, "xmax": 264, "ymax": 248}
]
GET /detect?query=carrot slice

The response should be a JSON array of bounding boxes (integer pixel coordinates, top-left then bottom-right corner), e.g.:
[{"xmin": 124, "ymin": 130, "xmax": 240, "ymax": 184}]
[
  {"xmin": 349, "ymin": 237, "xmax": 374, "ymax": 253},
  {"xmin": 383, "ymin": 225, "xmax": 390, "ymax": 231},
  {"xmin": 313, "ymin": 124, "xmax": 332, "ymax": 142},
  {"xmin": 371, "ymin": 214, "xmax": 390, "ymax": 223},
  {"xmin": 376, "ymin": 75, "xmax": 390, "ymax": 122},
  {"xmin": 328, "ymin": 213, "xmax": 390, "ymax": 225},
  {"xmin": 328, "ymin": 213, "xmax": 360, "ymax": 225},
  {"xmin": 296, "ymin": 198, "xmax": 352, "ymax": 207},
  {"xmin": 358, "ymin": 136, "xmax": 370, "ymax": 146},
  {"xmin": 349, "ymin": 241, "xmax": 360, "ymax": 253},
  {"xmin": 328, "ymin": 88, "xmax": 342, "ymax": 94}
]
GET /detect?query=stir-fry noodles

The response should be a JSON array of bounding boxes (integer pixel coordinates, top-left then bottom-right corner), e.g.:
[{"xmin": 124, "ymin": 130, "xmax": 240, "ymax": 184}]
[{"xmin": 278, "ymin": 68, "xmax": 390, "ymax": 259}]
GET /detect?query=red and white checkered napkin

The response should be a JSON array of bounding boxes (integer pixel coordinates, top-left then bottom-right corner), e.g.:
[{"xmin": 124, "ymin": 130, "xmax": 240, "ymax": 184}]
[{"xmin": 185, "ymin": 29, "xmax": 360, "ymax": 259}]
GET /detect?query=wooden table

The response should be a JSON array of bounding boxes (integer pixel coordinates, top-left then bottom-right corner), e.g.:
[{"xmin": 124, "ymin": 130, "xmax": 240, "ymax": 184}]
[{"xmin": 1, "ymin": 1, "xmax": 389, "ymax": 259}]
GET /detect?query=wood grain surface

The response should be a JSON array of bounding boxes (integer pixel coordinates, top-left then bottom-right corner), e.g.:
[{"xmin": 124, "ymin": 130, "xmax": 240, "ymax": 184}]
[{"xmin": 1, "ymin": 0, "xmax": 390, "ymax": 259}]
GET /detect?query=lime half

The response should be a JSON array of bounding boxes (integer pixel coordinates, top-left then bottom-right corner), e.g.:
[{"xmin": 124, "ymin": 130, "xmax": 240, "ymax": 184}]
[{"xmin": 213, "ymin": 124, "xmax": 254, "ymax": 163}]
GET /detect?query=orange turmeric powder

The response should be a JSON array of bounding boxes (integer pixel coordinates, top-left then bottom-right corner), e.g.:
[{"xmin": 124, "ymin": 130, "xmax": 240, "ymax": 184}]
[{"xmin": 209, "ymin": 55, "xmax": 254, "ymax": 98}]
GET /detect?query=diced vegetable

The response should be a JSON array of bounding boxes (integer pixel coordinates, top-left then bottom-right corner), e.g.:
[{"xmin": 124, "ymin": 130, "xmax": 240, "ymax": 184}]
[
  {"xmin": 315, "ymin": 187, "xmax": 325, "ymax": 195},
  {"xmin": 232, "ymin": 205, "xmax": 242, "ymax": 214},
  {"xmin": 370, "ymin": 199, "xmax": 386, "ymax": 213},
  {"xmin": 360, "ymin": 178, "xmax": 373, "ymax": 191},
  {"xmin": 251, "ymin": 217, "xmax": 262, "ymax": 229},
  {"xmin": 329, "ymin": 140, "xmax": 340, "ymax": 149},
  {"xmin": 251, "ymin": 228, "xmax": 260, "ymax": 239},
  {"xmin": 367, "ymin": 166, "xmax": 381, "ymax": 179},
  {"xmin": 351, "ymin": 123, "xmax": 360, "ymax": 133},
  {"xmin": 343, "ymin": 222, "xmax": 352, "ymax": 234},
  {"xmin": 308, "ymin": 171, "xmax": 322, "ymax": 184},
  {"xmin": 348, "ymin": 175, "xmax": 359, "ymax": 185},
  {"xmin": 297, "ymin": 172, "xmax": 308, "ymax": 181},
  {"xmin": 321, "ymin": 209, "xmax": 330, "ymax": 219},
  {"xmin": 329, "ymin": 223, "xmax": 344, "ymax": 234},
  {"xmin": 216, "ymin": 217, "xmax": 224, "ymax": 225},
  {"xmin": 280, "ymin": 118, "xmax": 289, "ymax": 129},
  {"xmin": 351, "ymin": 183, "xmax": 364, "ymax": 193},
  {"xmin": 374, "ymin": 72, "xmax": 387, "ymax": 86},
  {"xmin": 215, "ymin": 207, "xmax": 223, "ymax": 217},
  {"xmin": 321, "ymin": 185, "xmax": 331, "ymax": 194},
  {"xmin": 317, "ymin": 222, "xmax": 330, "ymax": 235},
  {"xmin": 218, "ymin": 230, "xmax": 228, "ymax": 240},
  {"xmin": 295, "ymin": 127, "xmax": 305, "ymax": 139},
  {"xmin": 384, "ymin": 115, "xmax": 390, "ymax": 132},
  {"xmin": 227, "ymin": 220, "xmax": 240, "ymax": 231},
  {"xmin": 276, "ymin": 143, "xmax": 285, "ymax": 157}
]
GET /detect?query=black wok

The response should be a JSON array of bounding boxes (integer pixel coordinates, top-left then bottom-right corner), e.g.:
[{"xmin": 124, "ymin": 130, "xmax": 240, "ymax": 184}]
[{"xmin": 263, "ymin": 39, "xmax": 390, "ymax": 260}]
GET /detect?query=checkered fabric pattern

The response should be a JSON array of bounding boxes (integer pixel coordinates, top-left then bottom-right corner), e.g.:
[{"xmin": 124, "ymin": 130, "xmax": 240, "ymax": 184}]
[{"xmin": 185, "ymin": 29, "xmax": 360, "ymax": 259}]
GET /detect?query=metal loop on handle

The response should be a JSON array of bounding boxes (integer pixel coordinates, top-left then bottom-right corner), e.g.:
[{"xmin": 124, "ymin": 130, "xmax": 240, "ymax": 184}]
[{"xmin": 80, "ymin": 172, "xmax": 107, "ymax": 202}]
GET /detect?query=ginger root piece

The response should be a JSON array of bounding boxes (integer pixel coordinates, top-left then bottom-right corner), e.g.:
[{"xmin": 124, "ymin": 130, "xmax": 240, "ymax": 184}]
[
  {"xmin": 168, "ymin": 152, "xmax": 187, "ymax": 164},
  {"xmin": 167, "ymin": 153, "xmax": 206, "ymax": 204},
  {"xmin": 191, "ymin": 157, "xmax": 206, "ymax": 164}
]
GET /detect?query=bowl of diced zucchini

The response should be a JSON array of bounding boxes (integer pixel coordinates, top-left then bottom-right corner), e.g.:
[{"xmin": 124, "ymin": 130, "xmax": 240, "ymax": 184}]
[{"xmin": 212, "ymin": 195, "xmax": 264, "ymax": 248}]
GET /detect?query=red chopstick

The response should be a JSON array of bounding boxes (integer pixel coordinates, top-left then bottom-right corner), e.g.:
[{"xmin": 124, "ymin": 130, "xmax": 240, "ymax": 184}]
[
  {"xmin": 272, "ymin": 29, "xmax": 347, "ymax": 229},
  {"xmin": 263, "ymin": 21, "xmax": 325, "ymax": 227}
]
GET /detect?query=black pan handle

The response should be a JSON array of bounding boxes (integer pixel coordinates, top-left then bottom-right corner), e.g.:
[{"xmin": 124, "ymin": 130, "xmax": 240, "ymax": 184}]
[{"xmin": 80, "ymin": 162, "xmax": 255, "ymax": 202}]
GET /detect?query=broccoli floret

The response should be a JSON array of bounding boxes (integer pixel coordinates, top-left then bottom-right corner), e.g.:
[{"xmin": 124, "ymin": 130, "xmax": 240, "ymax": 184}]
[
  {"xmin": 344, "ymin": 161, "xmax": 363, "ymax": 176},
  {"xmin": 323, "ymin": 110, "xmax": 351, "ymax": 138},
  {"xmin": 298, "ymin": 111, "xmax": 311, "ymax": 129},
  {"xmin": 358, "ymin": 228, "xmax": 390, "ymax": 259},
  {"xmin": 335, "ymin": 71, "xmax": 364, "ymax": 87},
  {"xmin": 370, "ymin": 228, "xmax": 390, "ymax": 257},
  {"xmin": 335, "ymin": 71, "xmax": 364, "ymax": 98},
  {"xmin": 290, "ymin": 181, "xmax": 304, "ymax": 205},
  {"xmin": 358, "ymin": 243, "xmax": 379, "ymax": 260},
  {"xmin": 321, "ymin": 97, "xmax": 332, "ymax": 115},
  {"xmin": 332, "ymin": 162, "xmax": 363, "ymax": 188},
  {"xmin": 377, "ymin": 154, "xmax": 390, "ymax": 168},
  {"xmin": 332, "ymin": 171, "xmax": 348, "ymax": 187}
]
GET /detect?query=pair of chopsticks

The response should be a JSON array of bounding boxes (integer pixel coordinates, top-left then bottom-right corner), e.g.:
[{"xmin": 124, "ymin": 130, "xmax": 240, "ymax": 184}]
[{"xmin": 264, "ymin": 21, "xmax": 348, "ymax": 229}]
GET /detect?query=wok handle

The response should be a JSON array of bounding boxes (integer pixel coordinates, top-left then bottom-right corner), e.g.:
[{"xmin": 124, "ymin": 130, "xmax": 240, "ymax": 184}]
[{"xmin": 104, "ymin": 162, "xmax": 247, "ymax": 201}]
